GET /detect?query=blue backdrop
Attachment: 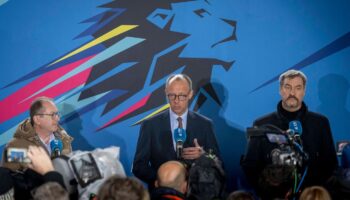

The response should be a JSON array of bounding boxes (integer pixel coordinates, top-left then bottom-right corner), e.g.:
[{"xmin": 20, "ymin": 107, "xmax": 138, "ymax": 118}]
[{"xmin": 1, "ymin": 0, "xmax": 349, "ymax": 191}]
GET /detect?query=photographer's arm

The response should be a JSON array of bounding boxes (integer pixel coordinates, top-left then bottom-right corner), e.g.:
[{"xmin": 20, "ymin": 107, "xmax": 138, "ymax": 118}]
[
  {"xmin": 27, "ymin": 146, "xmax": 65, "ymax": 188},
  {"xmin": 27, "ymin": 146, "xmax": 54, "ymax": 174}
]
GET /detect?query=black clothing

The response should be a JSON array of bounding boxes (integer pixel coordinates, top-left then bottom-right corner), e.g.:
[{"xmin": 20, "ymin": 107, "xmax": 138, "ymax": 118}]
[
  {"xmin": 151, "ymin": 186, "xmax": 186, "ymax": 200},
  {"xmin": 11, "ymin": 169, "xmax": 65, "ymax": 200},
  {"xmin": 241, "ymin": 101, "xmax": 338, "ymax": 194},
  {"xmin": 0, "ymin": 167, "xmax": 14, "ymax": 198},
  {"xmin": 42, "ymin": 171, "xmax": 65, "ymax": 189},
  {"xmin": 187, "ymin": 154, "xmax": 226, "ymax": 200}
]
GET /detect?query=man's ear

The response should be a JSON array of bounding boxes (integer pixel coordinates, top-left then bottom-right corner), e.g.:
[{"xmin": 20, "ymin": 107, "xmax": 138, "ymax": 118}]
[
  {"xmin": 279, "ymin": 86, "xmax": 283, "ymax": 96},
  {"xmin": 33, "ymin": 115, "xmax": 40, "ymax": 125},
  {"xmin": 188, "ymin": 90, "xmax": 194, "ymax": 100},
  {"xmin": 182, "ymin": 180, "xmax": 188, "ymax": 194},
  {"xmin": 155, "ymin": 180, "xmax": 159, "ymax": 188}
]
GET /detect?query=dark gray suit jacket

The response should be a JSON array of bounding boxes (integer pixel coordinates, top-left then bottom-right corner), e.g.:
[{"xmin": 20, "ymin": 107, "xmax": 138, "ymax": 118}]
[{"xmin": 132, "ymin": 109, "xmax": 220, "ymax": 187}]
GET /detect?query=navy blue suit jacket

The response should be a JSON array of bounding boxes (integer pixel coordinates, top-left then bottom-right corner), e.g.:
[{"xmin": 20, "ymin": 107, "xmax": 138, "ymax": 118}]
[{"xmin": 132, "ymin": 109, "xmax": 220, "ymax": 187}]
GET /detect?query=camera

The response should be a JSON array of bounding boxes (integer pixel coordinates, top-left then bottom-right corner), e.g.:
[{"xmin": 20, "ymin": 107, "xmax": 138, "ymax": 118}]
[
  {"xmin": 6, "ymin": 147, "xmax": 31, "ymax": 163},
  {"xmin": 52, "ymin": 146, "xmax": 125, "ymax": 199},
  {"xmin": 248, "ymin": 126, "xmax": 307, "ymax": 167},
  {"xmin": 271, "ymin": 146, "xmax": 303, "ymax": 167}
]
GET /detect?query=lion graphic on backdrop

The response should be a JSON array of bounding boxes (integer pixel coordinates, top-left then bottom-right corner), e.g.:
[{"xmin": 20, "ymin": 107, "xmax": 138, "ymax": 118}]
[{"xmin": 79, "ymin": 0, "xmax": 237, "ymax": 128}]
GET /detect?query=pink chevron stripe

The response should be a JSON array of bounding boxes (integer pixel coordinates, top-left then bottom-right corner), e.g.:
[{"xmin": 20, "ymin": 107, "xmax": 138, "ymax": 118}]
[
  {"xmin": 0, "ymin": 67, "xmax": 92, "ymax": 123},
  {"xmin": 0, "ymin": 56, "xmax": 95, "ymax": 123},
  {"xmin": 0, "ymin": 55, "xmax": 94, "ymax": 107},
  {"xmin": 98, "ymin": 94, "xmax": 151, "ymax": 131}
]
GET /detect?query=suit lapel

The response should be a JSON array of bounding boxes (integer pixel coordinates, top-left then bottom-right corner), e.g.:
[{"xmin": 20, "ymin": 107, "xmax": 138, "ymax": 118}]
[
  {"xmin": 185, "ymin": 111, "xmax": 195, "ymax": 146},
  {"xmin": 160, "ymin": 110, "xmax": 177, "ymax": 155}
]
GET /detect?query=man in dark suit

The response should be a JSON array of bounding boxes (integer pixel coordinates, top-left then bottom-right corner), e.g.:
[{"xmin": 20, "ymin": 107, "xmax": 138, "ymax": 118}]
[{"xmin": 132, "ymin": 74, "xmax": 220, "ymax": 189}]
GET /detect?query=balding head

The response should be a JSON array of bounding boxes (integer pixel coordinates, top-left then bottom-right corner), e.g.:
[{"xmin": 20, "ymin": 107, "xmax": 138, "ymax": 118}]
[{"xmin": 156, "ymin": 161, "xmax": 187, "ymax": 194}]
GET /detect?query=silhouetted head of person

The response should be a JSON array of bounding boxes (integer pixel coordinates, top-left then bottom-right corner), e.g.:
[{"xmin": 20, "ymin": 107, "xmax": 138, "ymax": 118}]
[
  {"xmin": 299, "ymin": 186, "xmax": 331, "ymax": 200},
  {"xmin": 155, "ymin": 160, "xmax": 188, "ymax": 194},
  {"xmin": 98, "ymin": 175, "xmax": 150, "ymax": 200},
  {"xmin": 258, "ymin": 164, "xmax": 294, "ymax": 199},
  {"xmin": 31, "ymin": 182, "xmax": 69, "ymax": 200},
  {"xmin": 226, "ymin": 190, "xmax": 254, "ymax": 200}
]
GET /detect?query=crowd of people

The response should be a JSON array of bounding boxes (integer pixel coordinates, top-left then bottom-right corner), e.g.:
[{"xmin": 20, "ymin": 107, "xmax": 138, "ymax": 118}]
[{"xmin": 0, "ymin": 71, "xmax": 347, "ymax": 200}]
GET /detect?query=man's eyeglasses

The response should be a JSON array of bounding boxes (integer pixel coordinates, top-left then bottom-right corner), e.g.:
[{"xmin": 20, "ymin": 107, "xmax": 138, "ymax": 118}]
[
  {"xmin": 36, "ymin": 112, "xmax": 61, "ymax": 119},
  {"xmin": 167, "ymin": 94, "xmax": 188, "ymax": 101}
]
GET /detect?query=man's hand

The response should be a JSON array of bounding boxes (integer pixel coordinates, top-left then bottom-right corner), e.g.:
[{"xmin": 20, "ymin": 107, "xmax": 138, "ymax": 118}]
[
  {"xmin": 182, "ymin": 138, "xmax": 204, "ymax": 160},
  {"xmin": 27, "ymin": 146, "xmax": 54, "ymax": 175}
]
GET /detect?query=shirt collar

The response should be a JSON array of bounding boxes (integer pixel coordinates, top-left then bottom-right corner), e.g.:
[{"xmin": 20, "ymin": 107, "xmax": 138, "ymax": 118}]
[
  {"xmin": 169, "ymin": 108, "xmax": 188, "ymax": 122},
  {"xmin": 38, "ymin": 133, "xmax": 55, "ymax": 154}
]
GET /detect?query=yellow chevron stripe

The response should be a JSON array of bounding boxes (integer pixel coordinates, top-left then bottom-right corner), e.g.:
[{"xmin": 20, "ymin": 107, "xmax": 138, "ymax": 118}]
[
  {"xmin": 132, "ymin": 104, "xmax": 170, "ymax": 126},
  {"xmin": 49, "ymin": 24, "xmax": 138, "ymax": 66}
]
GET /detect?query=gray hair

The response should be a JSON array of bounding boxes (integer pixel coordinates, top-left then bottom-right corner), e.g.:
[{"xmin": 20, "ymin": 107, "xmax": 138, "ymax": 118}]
[
  {"xmin": 279, "ymin": 69, "xmax": 307, "ymax": 87},
  {"xmin": 32, "ymin": 182, "xmax": 69, "ymax": 200},
  {"xmin": 165, "ymin": 74, "xmax": 193, "ymax": 91}
]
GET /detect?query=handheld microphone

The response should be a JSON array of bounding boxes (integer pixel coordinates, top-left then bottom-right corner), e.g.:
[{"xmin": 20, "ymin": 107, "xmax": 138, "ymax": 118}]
[
  {"xmin": 174, "ymin": 128, "xmax": 187, "ymax": 159},
  {"xmin": 50, "ymin": 139, "xmax": 63, "ymax": 158}
]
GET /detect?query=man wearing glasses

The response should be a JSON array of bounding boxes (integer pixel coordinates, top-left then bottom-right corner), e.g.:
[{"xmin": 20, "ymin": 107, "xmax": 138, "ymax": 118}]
[
  {"xmin": 133, "ymin": 74, "xmax": 220, "ymax": 190},
  {"xmin": 1, "ymin": 96, "xmax": 73, "ymax": 171}
]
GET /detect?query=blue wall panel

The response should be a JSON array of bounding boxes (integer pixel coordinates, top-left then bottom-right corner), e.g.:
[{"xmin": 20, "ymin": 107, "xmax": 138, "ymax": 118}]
[{"xmin": 1, "ymin": 0, "xmax": 349, "ymax": 191}]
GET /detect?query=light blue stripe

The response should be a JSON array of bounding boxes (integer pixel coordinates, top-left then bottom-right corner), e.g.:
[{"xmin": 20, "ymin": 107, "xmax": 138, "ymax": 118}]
[
  {"xmin": 55, "ymin": 85, "xmax": 84, "ymax": 104},
  {"xmin": 144, "ymin": 39, "xmax": 188, "ymax": 87},
  {"xmin": 0, "ymin": 125, "xmax": 17, "ymax": 146},
  {"xmin": 55, "ymin": 62, "xmax": 137, "ymax": 106},
  {"xmin": 56, "ymin": 91, "xmax": 108, "ymax": 117},
  {"xmin": 24, "ymin": 37, "xmax": 145, "ymax": 101},
  {"xmin": 0, "ymin": 0, "xmax": 8, "ymax": 6},
  {"xmin": 84, "ymin": 62, "xmax": 137, "ymax": 90}
]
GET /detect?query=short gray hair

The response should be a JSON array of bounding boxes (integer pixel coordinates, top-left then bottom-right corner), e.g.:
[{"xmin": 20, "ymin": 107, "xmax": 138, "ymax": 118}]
[
  {"xmin": 165, "ymin": 74, "xmax": 192, "ymax": 91},
  {"xmin": 279, "ymin": 69, "xmax": 307, "ymax": 87}
]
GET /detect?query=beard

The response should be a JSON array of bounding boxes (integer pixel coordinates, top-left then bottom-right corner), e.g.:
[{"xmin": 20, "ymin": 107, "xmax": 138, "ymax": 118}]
[{"xmin": 283, "ymin": 96, "xmax": 300, "ymax": 110}]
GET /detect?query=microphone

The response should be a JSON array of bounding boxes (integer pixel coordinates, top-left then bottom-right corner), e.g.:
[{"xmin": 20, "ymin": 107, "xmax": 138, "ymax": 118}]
[
  {"xmin": 174, "ymin": 128, "xmax": 187, "ymax": 160},
  {"xmin": 289, "ymin": 120, "xmax": 308, "ymax": 160},
  {"xmin": 288, "ymin": 120, "xmax": 303, "ymax": 144},
  {"xmin": 289, "ymin": 120, "xmax": 302, "ymax": 135},
  {"xmin": 50, "ymin": 139, "xmax": 63, "ymax": 158}
]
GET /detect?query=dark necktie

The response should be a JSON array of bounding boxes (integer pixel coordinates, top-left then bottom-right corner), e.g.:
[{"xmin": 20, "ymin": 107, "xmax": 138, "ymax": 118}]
[{"xmin": 177, "ymin": 117, "xmax": 183, "ymax": 129}]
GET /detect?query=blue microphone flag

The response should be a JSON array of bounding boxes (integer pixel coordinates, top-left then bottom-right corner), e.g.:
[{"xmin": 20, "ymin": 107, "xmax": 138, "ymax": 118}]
[
  {"xmin": 174, "ymin": 128, "xmax": 187, "ymax": 142},
  {"xmin": 289, "ymin": 120, "xmax": 303, "ymax": 135},
  {"xmin": 50, "ymin": 139, "xmax": 63, "ymax": 153}
]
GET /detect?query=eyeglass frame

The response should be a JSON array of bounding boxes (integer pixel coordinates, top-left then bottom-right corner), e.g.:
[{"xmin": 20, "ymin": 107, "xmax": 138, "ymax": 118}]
[
  {"xmin": 167, "ymin": 92, "xmax": 191, "ymax": 101},
  {"xmin": 35, "ymin": 112, "xmax": 61, "ymax": 119}
]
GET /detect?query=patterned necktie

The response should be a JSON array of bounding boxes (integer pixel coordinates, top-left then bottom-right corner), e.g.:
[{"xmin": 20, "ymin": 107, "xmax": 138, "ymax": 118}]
[{"xmin": 177, "ymin": 117, "xmax": 183, "ymax": 129}]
